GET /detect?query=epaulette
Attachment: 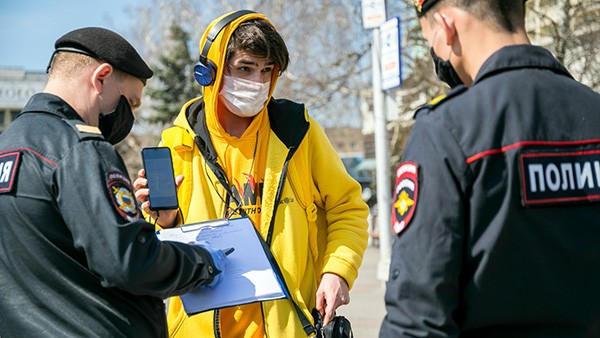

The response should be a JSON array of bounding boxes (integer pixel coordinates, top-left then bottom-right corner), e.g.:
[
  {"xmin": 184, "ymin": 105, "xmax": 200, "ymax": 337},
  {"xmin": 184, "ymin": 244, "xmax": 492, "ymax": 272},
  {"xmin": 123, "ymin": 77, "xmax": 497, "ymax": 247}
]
[
  {"xmin": 62, "ymin": 119, "xmax": 106, "ymax": 141},
  {"xmin": 413, "ymin": 84, "xmax": 467, "ymax": 118},
  {"xmin": 428, "ymin": 94, "xmax": 447, "ymax": 106}
]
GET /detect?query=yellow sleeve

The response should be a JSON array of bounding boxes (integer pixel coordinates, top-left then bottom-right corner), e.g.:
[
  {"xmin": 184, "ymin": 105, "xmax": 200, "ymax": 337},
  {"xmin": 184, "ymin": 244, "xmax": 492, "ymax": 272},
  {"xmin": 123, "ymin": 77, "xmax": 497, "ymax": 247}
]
[{"xmin": 306, "ymin": 117, "xmax": 370, "ymax": 289}]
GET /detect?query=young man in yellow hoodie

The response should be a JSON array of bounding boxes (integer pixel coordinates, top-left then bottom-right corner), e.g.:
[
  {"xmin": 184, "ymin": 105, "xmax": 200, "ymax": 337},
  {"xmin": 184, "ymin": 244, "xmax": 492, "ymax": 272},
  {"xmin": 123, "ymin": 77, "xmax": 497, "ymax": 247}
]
[{"xmin": 134, "ymin": 10, "xmax": 369, "ymax": 337}]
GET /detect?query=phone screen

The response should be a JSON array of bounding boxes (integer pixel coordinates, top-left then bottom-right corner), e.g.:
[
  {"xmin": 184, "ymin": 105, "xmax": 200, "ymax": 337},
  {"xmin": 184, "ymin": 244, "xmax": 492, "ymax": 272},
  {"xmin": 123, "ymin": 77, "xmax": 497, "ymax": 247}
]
[{"xmin": 141, "ymin": 147, "xmax": 179, "ymax": 210}]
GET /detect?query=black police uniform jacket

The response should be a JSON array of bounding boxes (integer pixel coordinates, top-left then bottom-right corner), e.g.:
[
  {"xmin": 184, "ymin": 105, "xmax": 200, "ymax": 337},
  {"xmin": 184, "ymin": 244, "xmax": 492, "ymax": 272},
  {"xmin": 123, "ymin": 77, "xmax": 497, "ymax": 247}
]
[
  {"xmin": 380, "ymin": 45, "xmax": 600, "ymax": 338},
  {"xmin": 0, "ymin": 93, "xmax": 219, "ymax": 337}
]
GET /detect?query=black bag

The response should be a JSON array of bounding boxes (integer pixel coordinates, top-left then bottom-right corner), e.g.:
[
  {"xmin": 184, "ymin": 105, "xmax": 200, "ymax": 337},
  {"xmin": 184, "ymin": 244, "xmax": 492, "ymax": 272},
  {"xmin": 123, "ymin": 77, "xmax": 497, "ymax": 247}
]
[{"xmin": 312, "ymin": 308, "xmax": 354, "ymax": 338}]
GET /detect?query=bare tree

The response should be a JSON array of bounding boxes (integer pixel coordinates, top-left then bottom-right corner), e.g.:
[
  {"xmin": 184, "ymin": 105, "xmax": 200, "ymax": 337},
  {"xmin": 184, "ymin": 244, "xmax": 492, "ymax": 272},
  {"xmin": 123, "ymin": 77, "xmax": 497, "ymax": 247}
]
[
  {"xmin": 129, "ymin": 0, "xmax": 375, "ymax": 129},
  {"xmin": 116, "ymin": 0, "xmax": 599, "ymax": 183},
  {"xmin": 388, "ymin": 0, "xmax": 600, "ymax": 165},
  {"xmin": 119, "ymin": 0, "xmax": 439, "ymax": 179},
  {"xmin": 527, "ymin": 0, "xmax": 600, "ymax": 90}
]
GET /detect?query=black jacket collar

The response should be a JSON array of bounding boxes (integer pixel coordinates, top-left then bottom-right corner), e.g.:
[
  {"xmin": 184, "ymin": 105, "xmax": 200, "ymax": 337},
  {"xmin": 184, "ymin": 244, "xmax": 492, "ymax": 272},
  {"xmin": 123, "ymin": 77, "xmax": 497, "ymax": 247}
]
[
  {"xmin": 474, "ymin": 45, "xmax": 572, "ymax": 85},
  {"xmin": 20, "ymin": 93, "xmax": 84, "ymax": 121}
]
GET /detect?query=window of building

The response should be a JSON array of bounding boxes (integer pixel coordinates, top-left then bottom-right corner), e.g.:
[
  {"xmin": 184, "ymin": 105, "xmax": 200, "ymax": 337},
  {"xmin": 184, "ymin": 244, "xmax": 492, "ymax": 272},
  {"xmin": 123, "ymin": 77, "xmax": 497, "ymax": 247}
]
[
  {"xmin": 0, "ymin": 110, "xmax": 5, "ymax": 126},
  {"xmin": 10, "ymin": 110, "xmax": 20, "ymax": 122}
]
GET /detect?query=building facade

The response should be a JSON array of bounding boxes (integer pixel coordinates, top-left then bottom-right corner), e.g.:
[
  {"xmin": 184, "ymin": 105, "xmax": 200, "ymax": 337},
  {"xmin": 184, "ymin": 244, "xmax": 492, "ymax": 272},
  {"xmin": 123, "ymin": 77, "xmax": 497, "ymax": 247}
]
[{"xmin": 0, "ymin": 67, "xmax": 47, "ymax": 133}]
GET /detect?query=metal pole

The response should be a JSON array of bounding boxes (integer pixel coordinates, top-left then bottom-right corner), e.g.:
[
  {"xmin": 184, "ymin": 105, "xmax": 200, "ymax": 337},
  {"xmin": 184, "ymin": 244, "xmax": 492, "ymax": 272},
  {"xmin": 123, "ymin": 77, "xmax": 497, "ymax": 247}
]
[{"xmin": 372, "ymin": 28, "xmax": 392, "ymax": 283}]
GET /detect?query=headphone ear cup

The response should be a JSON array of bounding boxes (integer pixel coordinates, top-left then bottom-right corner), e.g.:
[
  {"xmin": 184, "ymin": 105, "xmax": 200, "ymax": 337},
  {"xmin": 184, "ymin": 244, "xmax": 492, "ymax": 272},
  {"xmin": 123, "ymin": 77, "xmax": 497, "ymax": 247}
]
[{"xmin": 194, "ymin": 58, "xmax": 217, "ymax": 86}]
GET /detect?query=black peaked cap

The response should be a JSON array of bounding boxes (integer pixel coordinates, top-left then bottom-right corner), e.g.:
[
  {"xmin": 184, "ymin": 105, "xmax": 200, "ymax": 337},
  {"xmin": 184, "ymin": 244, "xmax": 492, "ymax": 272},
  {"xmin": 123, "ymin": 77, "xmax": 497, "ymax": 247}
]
[
  {"xmin": 414, "ymin": 0, "xmax": 440, "ymax": 17},
  {"xmin": 414, "ymin": 0, "xmax": 528, "ymax": 17},
  {"xmin": 54, "ymin": 27, "xmax": 153, "ymax": 80}
]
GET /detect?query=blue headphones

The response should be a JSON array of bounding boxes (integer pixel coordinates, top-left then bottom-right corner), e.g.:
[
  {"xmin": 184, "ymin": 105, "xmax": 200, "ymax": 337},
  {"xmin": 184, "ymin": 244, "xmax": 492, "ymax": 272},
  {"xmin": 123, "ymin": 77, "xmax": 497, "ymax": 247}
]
[{"xmin": 194, "ymin": 10, "xmax": 256, "ymax": 86}]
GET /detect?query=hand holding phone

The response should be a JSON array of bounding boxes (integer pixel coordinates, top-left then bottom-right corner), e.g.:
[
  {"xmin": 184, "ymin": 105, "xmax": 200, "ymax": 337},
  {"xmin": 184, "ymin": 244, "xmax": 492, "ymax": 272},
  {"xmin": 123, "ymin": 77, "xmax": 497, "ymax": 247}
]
[{"xmin": 141, "ymin": 147, "xmax": 179, "ymax": 211}]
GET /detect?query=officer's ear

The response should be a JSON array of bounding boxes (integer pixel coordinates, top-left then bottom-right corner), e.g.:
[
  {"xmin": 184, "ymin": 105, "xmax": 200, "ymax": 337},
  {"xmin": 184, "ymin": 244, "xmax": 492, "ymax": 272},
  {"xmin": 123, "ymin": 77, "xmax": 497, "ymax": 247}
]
[
  {"xmin": 91, "ymin": 63, "xmax": 114, "ymax": 95},
  {"xmin": 433, "ymin": 11, "xmax": 456, "ymax": 47}
]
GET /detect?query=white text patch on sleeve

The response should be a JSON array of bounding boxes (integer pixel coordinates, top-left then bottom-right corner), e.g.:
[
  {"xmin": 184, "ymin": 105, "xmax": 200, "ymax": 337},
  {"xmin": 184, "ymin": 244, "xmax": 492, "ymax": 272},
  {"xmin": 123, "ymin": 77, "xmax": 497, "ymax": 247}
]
[
  {"xmin": 0, "ymin": 152, "xmax": 20, "ymax": 193},
  {"xmin": 520, "ymin": 149, "xmax": 600, "ymax": 206}
]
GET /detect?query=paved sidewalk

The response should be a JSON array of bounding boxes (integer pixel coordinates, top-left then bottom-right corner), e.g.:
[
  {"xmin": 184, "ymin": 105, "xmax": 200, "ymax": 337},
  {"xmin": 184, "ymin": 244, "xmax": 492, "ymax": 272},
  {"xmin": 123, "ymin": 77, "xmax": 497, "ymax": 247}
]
[{"xmin": 336, "ymin": 246, "xmax": 387, "ymax": 338}]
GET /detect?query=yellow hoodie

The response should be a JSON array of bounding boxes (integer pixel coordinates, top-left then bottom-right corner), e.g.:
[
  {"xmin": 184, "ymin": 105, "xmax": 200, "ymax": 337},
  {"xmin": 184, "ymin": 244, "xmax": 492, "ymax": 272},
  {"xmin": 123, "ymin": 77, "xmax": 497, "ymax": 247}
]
[{"xmin": 156, "ymin": 11, "xmax": 369, "ymax": 338}]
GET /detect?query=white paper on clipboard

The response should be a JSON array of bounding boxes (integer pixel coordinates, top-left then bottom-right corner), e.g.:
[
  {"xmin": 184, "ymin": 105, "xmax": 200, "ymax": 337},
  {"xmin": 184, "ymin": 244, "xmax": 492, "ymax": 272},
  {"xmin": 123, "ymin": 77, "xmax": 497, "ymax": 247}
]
[{"xmin": 156, "ymin": 217, "xmax": 286, "ymax": 315}]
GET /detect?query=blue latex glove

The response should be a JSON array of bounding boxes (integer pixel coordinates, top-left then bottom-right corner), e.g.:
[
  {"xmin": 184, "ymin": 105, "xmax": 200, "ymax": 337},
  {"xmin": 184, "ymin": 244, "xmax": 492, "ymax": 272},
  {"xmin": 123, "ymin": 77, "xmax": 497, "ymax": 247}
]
[{"xmin": 193, "ymin": 240, "xmax": 227, "ymax": 288}]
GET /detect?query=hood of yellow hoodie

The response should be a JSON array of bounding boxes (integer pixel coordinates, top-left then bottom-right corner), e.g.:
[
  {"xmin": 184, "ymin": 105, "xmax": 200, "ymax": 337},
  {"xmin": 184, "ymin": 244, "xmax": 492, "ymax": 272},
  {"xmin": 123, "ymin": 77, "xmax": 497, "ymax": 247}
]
[{"xmin": 198, "ymin": 11, "xmax": 280, "ymax": 139}]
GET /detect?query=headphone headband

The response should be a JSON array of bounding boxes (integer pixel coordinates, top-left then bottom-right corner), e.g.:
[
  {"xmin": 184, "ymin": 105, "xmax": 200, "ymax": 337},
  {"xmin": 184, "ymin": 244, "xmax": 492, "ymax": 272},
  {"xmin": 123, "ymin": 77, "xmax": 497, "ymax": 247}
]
[
  {"xmin": 195, "ymin": 9, "xmax": 256, "ymax": 86},
  {"xmin": 200, "ymin": 9, "xmax": 256, "ymax": 61}
]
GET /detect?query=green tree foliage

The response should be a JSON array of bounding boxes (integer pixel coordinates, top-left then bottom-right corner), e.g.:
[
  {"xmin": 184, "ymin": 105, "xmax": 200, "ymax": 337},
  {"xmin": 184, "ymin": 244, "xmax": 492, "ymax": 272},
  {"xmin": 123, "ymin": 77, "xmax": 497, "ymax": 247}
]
[{"xmin": 145, "ymin": 23, "xmax": 198, "ymax": 124}]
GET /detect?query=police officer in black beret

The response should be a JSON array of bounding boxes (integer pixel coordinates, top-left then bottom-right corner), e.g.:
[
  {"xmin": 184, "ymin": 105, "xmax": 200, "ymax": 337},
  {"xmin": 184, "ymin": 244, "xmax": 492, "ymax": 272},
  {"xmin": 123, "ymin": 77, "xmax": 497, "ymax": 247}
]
[
  {"xmin": 380, "ymin": 0, "xmax": 600, "ymax": 337},
  {"xmin": 0, "ymin": 27, "xmax": 228, "ymax": 337}
]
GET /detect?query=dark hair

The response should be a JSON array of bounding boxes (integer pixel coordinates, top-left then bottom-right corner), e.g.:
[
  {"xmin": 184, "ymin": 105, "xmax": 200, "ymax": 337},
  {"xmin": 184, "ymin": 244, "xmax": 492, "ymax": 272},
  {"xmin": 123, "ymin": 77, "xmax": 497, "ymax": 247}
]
[
  {"xmin": 225, "ymin": 19, "xmax": 289, "ymax": 74},
  {"xmin": 426, "ymin": 0, "xmax": 526, "ymax": 33}
]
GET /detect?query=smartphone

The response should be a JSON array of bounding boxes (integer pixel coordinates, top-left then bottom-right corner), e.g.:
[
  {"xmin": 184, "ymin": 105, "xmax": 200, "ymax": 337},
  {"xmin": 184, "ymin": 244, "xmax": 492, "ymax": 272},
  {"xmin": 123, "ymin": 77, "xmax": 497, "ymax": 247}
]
[{"xmin": 141, "ymin": 147, "xmax": 179, "ymax": 211}]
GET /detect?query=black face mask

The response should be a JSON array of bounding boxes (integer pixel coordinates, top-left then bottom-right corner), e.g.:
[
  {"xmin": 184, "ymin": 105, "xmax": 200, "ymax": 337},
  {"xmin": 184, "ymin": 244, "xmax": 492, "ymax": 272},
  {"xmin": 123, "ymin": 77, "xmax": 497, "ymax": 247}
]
[
  {"xmin": 98, "ymin": 95, "xmax": 134, "ymax": 145},
  {"xmin": 430, "ymin": 48, "xmax": 464, "ymax": 88}
]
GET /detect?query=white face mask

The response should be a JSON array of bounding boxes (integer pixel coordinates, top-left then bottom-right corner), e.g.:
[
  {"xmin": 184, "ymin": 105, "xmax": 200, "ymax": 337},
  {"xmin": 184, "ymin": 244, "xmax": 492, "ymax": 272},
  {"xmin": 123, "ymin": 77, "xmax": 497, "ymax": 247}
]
[{"xmin": 219, "ymin": 75, "xmax": 271, "ymax": 118}]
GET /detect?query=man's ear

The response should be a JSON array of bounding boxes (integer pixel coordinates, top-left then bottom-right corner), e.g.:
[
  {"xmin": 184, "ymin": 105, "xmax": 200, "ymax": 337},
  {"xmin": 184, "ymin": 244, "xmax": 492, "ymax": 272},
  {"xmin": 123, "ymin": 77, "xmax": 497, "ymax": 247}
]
[
  {"xmin": 91, "ymin": 63, "xmax": 113, "ymax": 94},
  {"xmin": 433, "ymin": 11, "xmax": 456, "ymax": 46}
]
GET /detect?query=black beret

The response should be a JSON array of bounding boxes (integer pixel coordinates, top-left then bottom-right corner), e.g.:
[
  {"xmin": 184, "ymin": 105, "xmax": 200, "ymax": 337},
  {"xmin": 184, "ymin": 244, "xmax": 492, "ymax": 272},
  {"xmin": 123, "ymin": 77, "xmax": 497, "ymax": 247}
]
[{"xmin": 54, "ymin": 27, "xmax": 153, "ymax": 80}]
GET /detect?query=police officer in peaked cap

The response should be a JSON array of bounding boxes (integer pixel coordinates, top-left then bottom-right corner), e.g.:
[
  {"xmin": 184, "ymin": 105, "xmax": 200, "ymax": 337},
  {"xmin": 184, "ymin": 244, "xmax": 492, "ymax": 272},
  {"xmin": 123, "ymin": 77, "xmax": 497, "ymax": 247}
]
[{"xmin": 380, "ymin": 0, "xmax": 600, "ymax": 337}]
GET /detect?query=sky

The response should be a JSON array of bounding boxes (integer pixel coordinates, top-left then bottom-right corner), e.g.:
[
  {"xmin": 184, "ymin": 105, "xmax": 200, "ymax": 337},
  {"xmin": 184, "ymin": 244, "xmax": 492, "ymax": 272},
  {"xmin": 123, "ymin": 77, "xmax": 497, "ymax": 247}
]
[{"xmin": 0, "ymin": 0, "xmax": 144, "ymax": 72}]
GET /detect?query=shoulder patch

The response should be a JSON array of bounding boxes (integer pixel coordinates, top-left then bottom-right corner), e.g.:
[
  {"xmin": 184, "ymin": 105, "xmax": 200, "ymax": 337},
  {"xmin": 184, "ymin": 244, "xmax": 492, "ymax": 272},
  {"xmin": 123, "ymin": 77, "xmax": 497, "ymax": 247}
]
[
  {"xmin": 391, "ymin": 162, "xmax": 419, "ymax": 235},
  {"xmin": 0, "ymin": 152, "xmax": 21, "ymax": 193},
  {"xmin": 106, "ymin": 171, "xmax": 139, "ymax": 221}
]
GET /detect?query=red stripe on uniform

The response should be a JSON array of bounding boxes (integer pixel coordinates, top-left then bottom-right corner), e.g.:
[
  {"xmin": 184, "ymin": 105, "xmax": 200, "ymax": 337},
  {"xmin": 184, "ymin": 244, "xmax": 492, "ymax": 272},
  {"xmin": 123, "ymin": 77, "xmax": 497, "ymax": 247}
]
[
  {"xmin": 0, "ymin": 148, "xmax": 57, "ymax": 166},
  {"xmin": 466, "ymin": 138, "xmax": 600, "ymax": 164}
]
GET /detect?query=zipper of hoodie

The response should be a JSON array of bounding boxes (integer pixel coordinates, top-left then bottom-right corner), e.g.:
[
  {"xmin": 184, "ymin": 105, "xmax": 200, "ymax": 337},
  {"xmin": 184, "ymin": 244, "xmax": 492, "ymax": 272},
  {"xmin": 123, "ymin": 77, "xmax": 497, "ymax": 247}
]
[
  {"xmin": 213, "ymin": 309, "xmax": 221, "ymax": 338},
  {"xmin": 266, "ymin": 146, "xmax": 295, "ymax": 245},
  {"xmin": 287, "ymin": 174, "xmax": 307, "ymax": 209},
  {"xmin": 263, "ymin": 146, "xmax": 316, "ymax": 336},
  {"xmin": 260, "ymin": 303, "xmax": 269, "ymax": 337}
]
